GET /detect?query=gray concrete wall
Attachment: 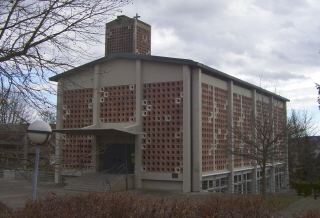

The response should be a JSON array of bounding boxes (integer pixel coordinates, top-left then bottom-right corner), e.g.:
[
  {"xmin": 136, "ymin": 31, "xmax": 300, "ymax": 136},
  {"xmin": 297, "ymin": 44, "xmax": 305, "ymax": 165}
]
[
  {"xmin": 99, "ymin": 58, "xmax": 137, "ymax": 86},
  {"xmin": 191, "ymin": 68, "xmax": 202, "ymax": 192},
  {"xmin": 141, "ymin": 60, "xmax": 182, "ymax": 84},
  {"xmin": 142, "ymin": 180, "xmax": 183, "ymax": 191},
  {"xmin": 201, "ymin": 74, "xmax": 227, "ymax": 89},
  {"xmin": 182, "ymin": 65, "xmax": 192, "ymax": 192},
  {"xmin": 233, "ymin": 85, "xmax": 252, "ymax": 97}
]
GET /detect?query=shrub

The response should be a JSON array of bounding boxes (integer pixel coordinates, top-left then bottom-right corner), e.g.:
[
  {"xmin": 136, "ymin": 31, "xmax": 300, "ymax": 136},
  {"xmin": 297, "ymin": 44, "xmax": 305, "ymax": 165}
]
[
  {"xmin": 0, "ymin": 201, "xmax": 13, "ymax": 218},
  {"xmin": 292, "ymin": 210, "xmax": 320, "ymax": 218},
  {"xmin": 12, "ymin": 193, "xmax": 279, "ymax": 218},
  {"xmin": 289, "ymin": 180, "xmax": 320, "ymax": 199},
  {"xmin": 13, "ymin": 192, "xmax": 197, "ymax": 218},
  {"xmin": 196, "ymin": 195, "xmax": 278, "ymax": 218}
]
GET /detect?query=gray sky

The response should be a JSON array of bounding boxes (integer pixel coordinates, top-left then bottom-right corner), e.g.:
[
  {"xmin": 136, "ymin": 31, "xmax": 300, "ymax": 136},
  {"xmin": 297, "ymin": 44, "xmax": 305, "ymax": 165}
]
[{"xmin": 100, "ymin": 0, "xmax": 320, "ymax": 133}]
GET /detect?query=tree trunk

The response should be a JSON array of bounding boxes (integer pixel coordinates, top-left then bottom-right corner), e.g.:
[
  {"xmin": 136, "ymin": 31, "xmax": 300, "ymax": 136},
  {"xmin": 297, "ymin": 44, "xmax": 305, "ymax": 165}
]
[{"xmin": 261, "ymin": 165, "xmax": 267, "ymax": 195}]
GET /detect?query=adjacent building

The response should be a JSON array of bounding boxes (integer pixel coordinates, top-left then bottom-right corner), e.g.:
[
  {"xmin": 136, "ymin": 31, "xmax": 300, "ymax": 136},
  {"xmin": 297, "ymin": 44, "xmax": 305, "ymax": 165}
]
[
  {"xmin": 50, "ymin": 16, "xmax": 288, "ymax": 193},
  {"xmin": 0, "ymin": 124, "xmax": 56, "ymax": 171}
]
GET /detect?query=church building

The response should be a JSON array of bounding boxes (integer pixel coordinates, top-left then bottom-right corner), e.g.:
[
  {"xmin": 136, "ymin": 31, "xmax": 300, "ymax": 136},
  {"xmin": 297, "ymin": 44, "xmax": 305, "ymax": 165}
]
[{"xmin": 50, "ymin": 15, "xmax": 288, "ymax": 193}]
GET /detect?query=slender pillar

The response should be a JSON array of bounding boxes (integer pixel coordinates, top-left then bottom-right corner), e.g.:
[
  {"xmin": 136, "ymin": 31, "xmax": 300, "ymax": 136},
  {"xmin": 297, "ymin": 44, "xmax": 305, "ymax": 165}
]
[
  {"xmin": 91, "ymin": 64, "xmax": 101, "ymax": 172},
  {"xmin": 134, "ymin": 59, "xmax": 142, "ymax": 188},
  {"xmin": 227, "ymin": 80, "xmax": 234, "ymax": 193},
  {"xmin": 32, "ymin": 145, "xmax": 40, "ymax": 201},
  {"xmin": 133, "ymin": 19, "xmax": 137, "ymax": 53},
  {"xmin": 251, "ymin": 89, "xmax": 258, "ymax": 194},
  {"xmin": 191, "ymin": 68, "xmax": 202, "ymax": 192},
  {"xmin": 182, "ymin": 65, "xmax": 192, "ymax": 192},
  {"xmin": 92, "ymin": 135, "xmax": 98, "ymax": 172},
  {"xmin": 283, "ymin": 101, "xmax": 289, "ymax": 188},
  {"xmin": 55, "ymin": 79, "xmax": 64, "ymax": 183},
  {"xmin": 92, "ymin": 64, "xmax": 101, "ymax": 127},
  {"xmin": 270, "ymin": 96, "xmax": 276, "ymax": 193}
]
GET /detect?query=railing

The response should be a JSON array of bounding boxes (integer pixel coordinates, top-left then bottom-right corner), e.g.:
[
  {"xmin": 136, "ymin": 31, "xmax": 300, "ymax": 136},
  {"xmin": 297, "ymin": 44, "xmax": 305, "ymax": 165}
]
[
  {"xmin": 14, "ymin": 170, "xmax": 54, "ymax": 182},
  {"xmin": 103, "ymin": 164, "xmax": 126, "ymax": 191}
]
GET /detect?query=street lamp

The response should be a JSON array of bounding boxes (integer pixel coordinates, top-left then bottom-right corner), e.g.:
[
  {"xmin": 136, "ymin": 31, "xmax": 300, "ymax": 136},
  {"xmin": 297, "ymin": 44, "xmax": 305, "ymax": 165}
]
[{"xmin": 27, "ymin": 120, "xmax": 52, "ymax": 201}]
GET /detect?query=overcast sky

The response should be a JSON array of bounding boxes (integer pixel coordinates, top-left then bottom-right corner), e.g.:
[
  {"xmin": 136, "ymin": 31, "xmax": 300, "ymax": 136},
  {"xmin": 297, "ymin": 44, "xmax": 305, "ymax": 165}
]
[{"xmin": 100, "ymin": 0, "xmax": 320, "ymax": 133}]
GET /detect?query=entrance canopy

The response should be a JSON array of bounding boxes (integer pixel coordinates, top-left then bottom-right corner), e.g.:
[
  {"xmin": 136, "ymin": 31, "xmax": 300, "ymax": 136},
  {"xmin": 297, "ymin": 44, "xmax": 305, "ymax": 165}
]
[{"xmin": 53, "ymin": 128, "xmax": 142, "ymax": 136}]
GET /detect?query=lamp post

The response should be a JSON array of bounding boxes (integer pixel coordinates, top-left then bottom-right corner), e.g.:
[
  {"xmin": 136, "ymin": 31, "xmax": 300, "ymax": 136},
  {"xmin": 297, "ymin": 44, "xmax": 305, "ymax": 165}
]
[{"xmin": 27, "ymin": 120, "xmax": 52, "ymax": 202}]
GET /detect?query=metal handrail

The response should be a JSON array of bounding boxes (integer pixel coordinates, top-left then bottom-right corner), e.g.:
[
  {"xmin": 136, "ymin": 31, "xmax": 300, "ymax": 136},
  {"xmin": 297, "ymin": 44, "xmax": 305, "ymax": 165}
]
[{"xmin": 103, "ymin": 164, "xmax": 126, "ymax": 191}]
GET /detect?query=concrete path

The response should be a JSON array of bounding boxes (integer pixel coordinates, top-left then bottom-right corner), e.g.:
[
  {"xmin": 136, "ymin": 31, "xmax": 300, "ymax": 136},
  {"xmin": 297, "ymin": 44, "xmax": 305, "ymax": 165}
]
[
  {"xmin": 280, "ymin": 196, "xmax": 320, "ymax": 217},
  {"xmin": 0, "ymin": 178, "xmax": 85, "ymax": 209}
]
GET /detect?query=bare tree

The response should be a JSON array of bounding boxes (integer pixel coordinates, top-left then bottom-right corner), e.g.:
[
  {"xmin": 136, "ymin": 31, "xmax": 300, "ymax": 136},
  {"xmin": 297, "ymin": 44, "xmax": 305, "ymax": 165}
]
[
  {"xmin": 288, "ymin": 110, "xmax": 316, "ymax": 176},
  {"xmin": 0, "ymin": 79, "xmax": 34, "ymax": 124},
  {"xmin": 0, "ymin": 0, "xmax": 132, "ymax": 112},
  {"xmin": 0, "ymin": 123, "xmax": 56, "ymax": 182},
  {"xmin": 288, "ymin": 110, "xmax": 320, "ymax": 199},
  {"xmin": 316, "ymin": 83, "xmax": 320, "ymax": 110},
  {"xmin": 229, "ymin": 94, "xmax": 301, "ymax": 195},
  {"xmin": 39, "ymin": 109, "xmax": 56, "ymax": 125}
]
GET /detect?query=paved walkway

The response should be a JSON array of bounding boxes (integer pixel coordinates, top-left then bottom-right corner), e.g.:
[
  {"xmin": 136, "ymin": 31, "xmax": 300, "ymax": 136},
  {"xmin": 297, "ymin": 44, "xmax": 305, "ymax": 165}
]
[
  {"xmin": 0, "ymin": 178, "xmax": 319, "ymax": 217},
  {"xmin": 0, "ymin": 178, "xmax": 85, "ymax": 209},
  {"xmin": 280, "ymin": 196, "xmax": 320, "ymax": 217}
]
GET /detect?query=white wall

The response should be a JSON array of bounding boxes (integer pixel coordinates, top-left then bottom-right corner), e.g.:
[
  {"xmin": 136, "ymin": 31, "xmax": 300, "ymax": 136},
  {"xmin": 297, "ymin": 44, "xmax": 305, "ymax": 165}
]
[
  {"xmin": 99, "ymin": 58, "xmax": 137, "ymax": 87},
  {"xmin": 60, "ymin": 68, "xmax": 94, "ymax": 90},
  {"xmin": 233, "ymin": 85, "xmax": 252, "ymax": 97},
  {"xmin": 201, "ymin": 73, "xmax": 228, "ymax": 89},
  {"xmin": 141, "ymin": 60, "xmax": 182, "ymax": 84}
]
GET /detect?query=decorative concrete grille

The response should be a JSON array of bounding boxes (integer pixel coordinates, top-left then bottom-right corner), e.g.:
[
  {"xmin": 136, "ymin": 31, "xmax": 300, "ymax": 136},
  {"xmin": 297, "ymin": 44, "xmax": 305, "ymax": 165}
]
[
  {"xmin": 213, "ymin": 87, "xmax": 229, "ymax": 171},
  {"xmin": 202, "ymin": 83, "xmax": 214, "ymax": 172},
  {"xmin": 141, "ymin": 81, "xmax": 183, "ymax": 173},
  {"xmin": 100, "ymin": 85, "xmax": 136, "ymax": 123},
  {"xmin": 61, "ymin": 88, "xmax": 94, "ymax": 169}
]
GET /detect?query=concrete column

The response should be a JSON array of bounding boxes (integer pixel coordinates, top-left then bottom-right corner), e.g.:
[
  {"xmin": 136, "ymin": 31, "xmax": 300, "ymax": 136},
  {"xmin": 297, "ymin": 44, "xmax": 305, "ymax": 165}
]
[
  {"xmin": 133, "ymin": 19, "xmax": 137, "ymax": 53},
  {"xmin": 251, "ymin": 89, "xmax": 258, "ymax": 194},
  {"xmin": 182, "ymin": 65, "xmax": 192, "ymax": 192},
  {"xmin": 55, "ymin": 80, "xmax": 64, "ymax": 183},
  {"xmin": 191, "ymin": 67, "xmax": 202, "ymax": 192},
  {"xmin": 283, "ymin": 101, "xmax": 289, "ymax": 188},
  {"xmin": 227, "ymin": 80, "xmax": 234, "ymax": 193},
  {"xmin": 92, "ymin": 64, "xmax": 101, "ymax": 127},
  {"xmin": 134, "ymin": 59, "xmax": 142, "ymax": 188},
  {"xmin": 92, "ymin": 136, "xmax": 98, "ymax": 172},
  {"xmin": 90, "ymin": 64, "xmax": 101, "ymax": 172},
  {"xmin": 269, "ymin": 96, "xmax": 275, "ymax": 193},
  {"xmin": 270, "ymin": 166, "xmax": 275, "ymax": 193}
]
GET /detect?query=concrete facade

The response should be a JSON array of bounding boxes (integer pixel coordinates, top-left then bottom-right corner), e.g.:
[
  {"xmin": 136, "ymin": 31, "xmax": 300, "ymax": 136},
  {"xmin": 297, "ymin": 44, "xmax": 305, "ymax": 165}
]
[
  {"xmin": 49, "ymin": 17, "xmax": 288, "ymax": 193},
  {"xmin": 50, "ymin": 53, "xmax": 288, "ymax": 193}
]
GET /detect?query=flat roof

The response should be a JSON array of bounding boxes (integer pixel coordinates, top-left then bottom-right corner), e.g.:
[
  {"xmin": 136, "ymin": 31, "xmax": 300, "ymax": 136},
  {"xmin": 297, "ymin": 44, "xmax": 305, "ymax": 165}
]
[{"xmin": 49, "ymin": 53, "xmax": 289, "ymax": 101}]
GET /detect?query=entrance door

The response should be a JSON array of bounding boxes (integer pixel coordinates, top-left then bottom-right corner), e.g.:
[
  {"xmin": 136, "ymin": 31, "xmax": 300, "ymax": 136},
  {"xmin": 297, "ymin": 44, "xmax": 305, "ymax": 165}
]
[{"xmin": 99, "ymin": 143, "xmax": 135, "ymax": 174}]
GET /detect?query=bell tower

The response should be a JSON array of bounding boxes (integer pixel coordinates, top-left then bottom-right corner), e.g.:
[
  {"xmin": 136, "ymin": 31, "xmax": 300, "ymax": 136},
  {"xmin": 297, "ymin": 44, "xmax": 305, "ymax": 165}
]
[{"xmin": 105, "ymin": 14, "xmax": 151, "ymax": 56}]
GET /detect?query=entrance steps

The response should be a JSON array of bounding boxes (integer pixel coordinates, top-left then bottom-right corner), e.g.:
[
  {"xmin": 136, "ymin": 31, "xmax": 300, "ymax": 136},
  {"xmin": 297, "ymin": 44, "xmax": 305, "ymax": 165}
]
[{"xmin": 63, "ymin": 172, "xmax": 135, "ymax": 192}]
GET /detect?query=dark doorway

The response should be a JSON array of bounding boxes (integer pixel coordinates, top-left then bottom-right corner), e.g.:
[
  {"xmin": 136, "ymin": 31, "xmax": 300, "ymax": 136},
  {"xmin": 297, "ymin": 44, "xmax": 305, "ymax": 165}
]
[{"xmin": 99, "ymin": 143, "xmax": 135, "ymax": 174}]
